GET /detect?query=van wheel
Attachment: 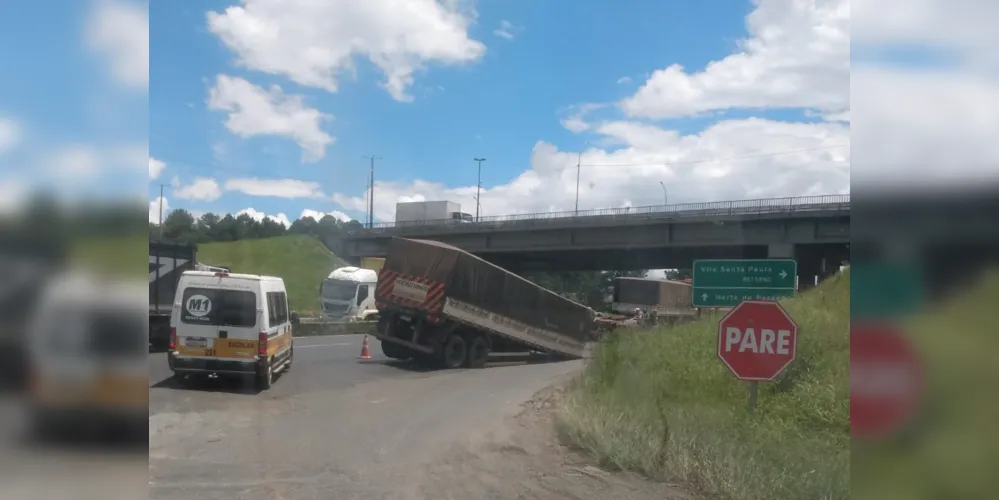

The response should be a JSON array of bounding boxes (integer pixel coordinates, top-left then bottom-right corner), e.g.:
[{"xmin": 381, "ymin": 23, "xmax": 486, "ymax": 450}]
[
  {"xmin": 256, "ymin": 361, "xmax": 273, "ymax": 391},
  {"xmin": 440, "ymin": 334, "xmax": 467, "ymax": 369},
  {"xmin": 464, "ymin": 335, "xmax": 489, "ymax": 369}
]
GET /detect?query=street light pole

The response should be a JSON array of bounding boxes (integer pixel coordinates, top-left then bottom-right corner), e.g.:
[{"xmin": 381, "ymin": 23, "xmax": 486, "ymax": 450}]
[
  {"xmin": 575, "ymin": 150, "xmax": 582, "ymax": 216},
  {"xmin": 659, "ymin": 181, "xmax": 668, "ymax": 207},
  {"xmin": 158, "ymin": 183, "xmax": 167, "ymax": 241},
  {"xmin": 473, "ymin": 157, "xmax": 486, "ymax": 221},
  {"xmin": 363, "ymin": 155, "xmax": 382, "ymax": 228}
]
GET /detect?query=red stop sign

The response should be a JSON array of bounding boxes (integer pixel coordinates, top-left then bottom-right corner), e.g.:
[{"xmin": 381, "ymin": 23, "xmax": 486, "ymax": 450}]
[
  {"xmin": 850, "ymin": 321, "xmax": 923, "ymax": 439},
  {"xmin": 717, "ymin": 300, "xmax": 798, "ymax": 381}
]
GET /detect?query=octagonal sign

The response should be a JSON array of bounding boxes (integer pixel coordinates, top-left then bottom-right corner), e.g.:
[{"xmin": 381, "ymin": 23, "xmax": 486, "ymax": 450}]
[{"xmin": 717, "ymin": 300, "xmax": 798, "ymax": 381}]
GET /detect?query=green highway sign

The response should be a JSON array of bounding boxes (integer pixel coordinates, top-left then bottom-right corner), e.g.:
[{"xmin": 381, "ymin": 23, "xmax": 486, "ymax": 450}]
[{"xmin": 692, "ymin": 259, "xmax": 797, "ymax": 307}]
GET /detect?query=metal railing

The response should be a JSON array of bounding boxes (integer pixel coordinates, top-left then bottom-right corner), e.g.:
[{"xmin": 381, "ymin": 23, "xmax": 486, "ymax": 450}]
[{"xmin": 350, "ymin": 194, "xmax": 850, "ymax": 235}]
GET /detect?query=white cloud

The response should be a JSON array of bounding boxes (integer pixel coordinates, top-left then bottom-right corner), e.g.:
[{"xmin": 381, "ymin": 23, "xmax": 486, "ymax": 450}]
[
  {"xmin": 148, "ymin": 156, "xmax": 166, "ymax": 180},
  {"xmin": 207, "ymin": 0, "xmax": 486, "ymax": 102},
  {"xmin": 332, "ymin": 117, "xmax": 849, "ymax": 222},
  {"xmin": 224, "ymin": 177, "xmax": 325, "ymax": 198},
  {"xmin": 300, "ymin": 208, "xmax": 353, "ymax": 223},
  {"xmin": 559, "ymin": 103, "xmax": 605, "ymax": 134},
  {"xmin": 50, "ymin": 147, "xmax": 103, "ymax": 177},
  {"xmin": 174, "ymin": 177, "xmax": 223, "ymax": 202},
  {"xmin": 0, "ymin": 178, "xmax": 30, "ymax": 215},
  {"xmin": 616, "ymin": 76, "xmax": 632, "ymax": 85},
  {"xmin": 85, "ymin": 0, "xmax": 149, "ymax": 90},
  {"xmin": 149, "ymin": 195, "xmax": 169, "ymax": 224},
  {"xmin": 237, "ymin": 207, "xmax": 291, "ymax": 227},
  {"xmin": 0, "ymin": 118, "xmax": 21, "ymax": 154},
  {"xmin": 852, "ymin": 64, "xmax": 999, "ymax": 187},
  {"xmin": 621, "ymin": 0, "xmax": 849, "ymax": 119},
  {"xmin": 852, "ymin": 0, "xmax": 999, "ymax": 68},
  {"xmin": 494, "ymin": 20, "xmax": 518, "ymax": 40},
  {"xmin": 207, "ymin": 75, "xmax": 334, "ymax": 163}
]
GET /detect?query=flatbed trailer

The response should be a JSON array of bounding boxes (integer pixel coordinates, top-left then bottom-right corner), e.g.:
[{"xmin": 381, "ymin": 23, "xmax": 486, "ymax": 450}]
[{"xmin": 373, "ymin": 238, "xmax": 594, "ymax": 368}]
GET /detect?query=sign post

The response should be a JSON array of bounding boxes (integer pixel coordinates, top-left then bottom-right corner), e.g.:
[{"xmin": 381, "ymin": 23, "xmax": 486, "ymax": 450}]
[
  {"xmin": 717, "ymin": 300, "xmax": 799, "ymax": 410},
  {"xmin": 693, "ymin": 259, "xmax": 797, "ymax": 308}
]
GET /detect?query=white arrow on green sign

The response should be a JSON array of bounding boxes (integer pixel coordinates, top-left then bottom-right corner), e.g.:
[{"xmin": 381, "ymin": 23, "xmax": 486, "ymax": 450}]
[{"xmin": 692, "ymin": 259, "xmax": 797, "ymax": 307}]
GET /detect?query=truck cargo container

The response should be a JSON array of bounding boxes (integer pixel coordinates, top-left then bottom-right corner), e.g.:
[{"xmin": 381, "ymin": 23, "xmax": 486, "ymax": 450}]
[
  {"xmin": 374, "ymin": 237, "xmax": 594, "ymax": 368},
  {"xmin": 149, "ymin": 242, "xmax": 197, "ymax": 349},
  {"xmin": 611, "ymin": 276, "xmax": 696, "ymax": 317},
  {"xmin": 395, "ymin": 201, "xmax": 461, "ymax": 225}
]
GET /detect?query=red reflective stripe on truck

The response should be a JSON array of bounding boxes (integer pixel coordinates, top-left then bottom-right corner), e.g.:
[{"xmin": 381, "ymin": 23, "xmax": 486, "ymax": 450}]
[
  {"xmin": 376, "ymin": 269, "xmax": 446, "ymax": 314},
  {"xmin": 376, "ymin": 268, "xmax": 398, "ymax": 300},
  {"xmin": 422, "ymin": 281, "xmax": 445, "ymax": 313}
]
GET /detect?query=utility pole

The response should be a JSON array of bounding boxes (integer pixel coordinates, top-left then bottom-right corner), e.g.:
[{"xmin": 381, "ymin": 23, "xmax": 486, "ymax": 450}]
[
  {"xmin": 575, "ymin": 151, "xmax": 582, "ymax": 216},
  {"xmin": 158, "ymin": 183, "xmax": 167, "ymax": 241},
  {"xmin": 575, "ymin": 142, "xmax": 588, "ymax": 216},
  {"xmin": 362, "ymin": 155, "xmax": 381, "ymax": 228},
  {"xmin": 473, "ymin": 157, "xmax": 486, "ymax": 221},
  {"xmin": 659, "ymin": 181, "xmax": 668, "ymax": 207}
]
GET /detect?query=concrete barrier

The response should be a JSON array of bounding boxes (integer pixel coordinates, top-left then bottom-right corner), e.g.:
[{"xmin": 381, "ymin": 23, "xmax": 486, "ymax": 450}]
[{"xmin": 293, "ymin": 320, "xmax": 377, "ymax": 337}]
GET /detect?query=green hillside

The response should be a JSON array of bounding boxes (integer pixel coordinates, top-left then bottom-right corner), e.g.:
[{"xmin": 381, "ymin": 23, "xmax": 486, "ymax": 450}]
[
  {"xmin": 198, "ymin": 235, "xmax": 346, "ymax": 315},
  {"xmin": 558, "ymin": 269, "xmax": 850, "ymax": 500}
]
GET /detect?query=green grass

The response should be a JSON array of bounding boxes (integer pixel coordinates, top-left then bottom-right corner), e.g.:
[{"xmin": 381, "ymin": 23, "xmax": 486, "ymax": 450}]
[
  {"xmin": 851, "ymin": 267, "xmax": 999, "ymax": 500},
  {"xmin": 557, "ymin": 269, "xmax": 850, "ymax": 500},
  {"xmin": 198, "ymin": 235, "xmax": 345, "ymax": 315},
  {"xmin": 70, "ymin": 233, "xmax": 343, "ymax": 315},
  {"xmin": 71, "ymin": 232, "xmax": 149, "ymax": 279}
]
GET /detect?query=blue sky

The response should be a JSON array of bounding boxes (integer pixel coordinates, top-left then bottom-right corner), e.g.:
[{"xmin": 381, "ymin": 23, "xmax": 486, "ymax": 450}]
[
  {"xmin": 0, "ymin": 0, "xmax": 854, "ymax": 224},
  {"xmin": 0, "ymin": 0, "xmax": 147, "ymax": 207},
  {"xmin": 1, "ymin": 0, "xmax": 992, "ymax": 230},
  {"xmin": 148, "ymin": 0, "xmax": 852, "ymax": 226}
]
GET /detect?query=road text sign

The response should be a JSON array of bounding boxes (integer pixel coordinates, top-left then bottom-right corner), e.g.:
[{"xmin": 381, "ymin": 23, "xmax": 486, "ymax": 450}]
[
  {"xmin": 693, "ymin": 259, "xmax": 797, "ymax": 307},
  {"xmin": 717, "ymin": 300, "xmax": 798, "ymax": 381},
  {"xmin": 850, "ymin": 321, "xmax": 923, "ymax": 439}
]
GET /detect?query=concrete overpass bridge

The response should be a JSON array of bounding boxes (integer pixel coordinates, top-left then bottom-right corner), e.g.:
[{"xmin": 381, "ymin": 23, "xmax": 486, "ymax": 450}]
[{"xmin": 339, "ymin": 194, "xmax": 850, "ymax": 279}]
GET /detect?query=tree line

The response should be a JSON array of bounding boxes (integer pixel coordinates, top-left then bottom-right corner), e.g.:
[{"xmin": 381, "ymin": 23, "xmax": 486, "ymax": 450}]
[{"xmin": 149, "ymin": 208, "xmax": 363, "ymax": 245}]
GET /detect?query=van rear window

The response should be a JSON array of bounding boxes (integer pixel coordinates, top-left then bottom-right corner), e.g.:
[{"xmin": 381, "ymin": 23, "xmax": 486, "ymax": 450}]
[{"xmin": 180, "ymin": 287, "xmax": 257, "ymax": 327}]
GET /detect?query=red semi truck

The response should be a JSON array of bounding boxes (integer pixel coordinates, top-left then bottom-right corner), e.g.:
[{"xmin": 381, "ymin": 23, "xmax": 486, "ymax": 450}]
[{"xmin": 373, "ymin": 238, "xmax": 594, "ymax": 368}]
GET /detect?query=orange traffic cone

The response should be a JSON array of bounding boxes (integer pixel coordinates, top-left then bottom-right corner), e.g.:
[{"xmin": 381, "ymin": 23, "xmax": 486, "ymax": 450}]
[{"xmin": 358, "ymin": 335, "xmax": 372, "ymax": 360}]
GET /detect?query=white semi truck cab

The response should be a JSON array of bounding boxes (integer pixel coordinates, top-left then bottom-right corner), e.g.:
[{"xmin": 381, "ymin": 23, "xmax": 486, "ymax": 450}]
[{"xmin": 320, "ymin": 267, "xmax": 379, "ymax": 322}]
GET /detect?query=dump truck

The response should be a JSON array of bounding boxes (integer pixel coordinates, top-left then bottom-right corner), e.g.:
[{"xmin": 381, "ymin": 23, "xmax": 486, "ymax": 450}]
[
  {"xmin": 373, "ymin": 237, "xmax": 594, "ymax": 368},
  {"xmin": 611, "ymin": 276, "xmax": 696, "ymax": 317}
]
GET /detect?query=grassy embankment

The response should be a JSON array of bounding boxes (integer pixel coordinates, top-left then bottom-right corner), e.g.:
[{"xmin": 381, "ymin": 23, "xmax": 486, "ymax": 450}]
[
  {"xmin": 197, "ymin": 235, "xmax": 345, "ymax": 316},
  {"xmin": 557, "ymin": 269, "xmax": 850, "ymax": 500},
  {"xmin": 72, "ymin": 233, "xmax": 344, "ymax": 316}
]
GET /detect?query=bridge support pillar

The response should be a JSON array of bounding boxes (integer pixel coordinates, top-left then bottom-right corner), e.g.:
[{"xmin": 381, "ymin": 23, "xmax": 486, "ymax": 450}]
[{"xmin": 767, "ymin": 243, "xmax": 794, "ymax": 259}]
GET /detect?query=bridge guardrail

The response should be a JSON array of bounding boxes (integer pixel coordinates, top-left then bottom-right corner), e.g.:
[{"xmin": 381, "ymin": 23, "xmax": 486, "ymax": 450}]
[{"xmin": 348, "ymin": 194, "xmax": 850, "ymax": 235}]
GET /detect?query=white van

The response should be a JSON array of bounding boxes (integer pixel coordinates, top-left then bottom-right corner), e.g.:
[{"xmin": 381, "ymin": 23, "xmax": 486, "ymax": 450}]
[
  {"xmin": 168, "ymin": 270, "xmax": 298, "ymax": 390},
  {"xmin": 26, "ymin": 271, "xmax": 148, "ymax": 439}
]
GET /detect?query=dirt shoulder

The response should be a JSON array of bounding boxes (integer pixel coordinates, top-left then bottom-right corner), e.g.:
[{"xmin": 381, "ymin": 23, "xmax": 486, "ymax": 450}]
[{"xmin": 420, "ymin": 382, "xmax": 692, "ymax": 500}]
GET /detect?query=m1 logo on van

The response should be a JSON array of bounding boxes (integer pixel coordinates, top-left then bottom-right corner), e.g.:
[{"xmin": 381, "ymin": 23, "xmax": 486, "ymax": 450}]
[
  {"xmin": 392, "ymin": 279, "xmax": 429, "ymax": 302},
  {"xmin": 183, "ymin": 294, "xmax": 212, "ymax": 322}
]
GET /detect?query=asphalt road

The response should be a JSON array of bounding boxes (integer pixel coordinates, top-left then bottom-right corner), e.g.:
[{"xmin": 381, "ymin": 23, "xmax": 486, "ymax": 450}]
[{"xmin": 149, "ymin": 334, "xmax": 586, "ymax": 500}]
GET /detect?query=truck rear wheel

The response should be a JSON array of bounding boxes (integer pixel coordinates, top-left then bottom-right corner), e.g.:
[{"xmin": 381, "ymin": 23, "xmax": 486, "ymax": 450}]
[
  {"xmin": 440, "ymin": 334, "xmax": 467, "ymax": 369},
  {"xmin": 464, "ymin": 335, "xmax": 489, "ymax": 369}
]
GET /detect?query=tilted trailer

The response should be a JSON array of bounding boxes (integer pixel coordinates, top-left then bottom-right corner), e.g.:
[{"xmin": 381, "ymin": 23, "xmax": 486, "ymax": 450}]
[{"xmin": 373, "ymin": 238, "xmax": 594, "ymax": 368}]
